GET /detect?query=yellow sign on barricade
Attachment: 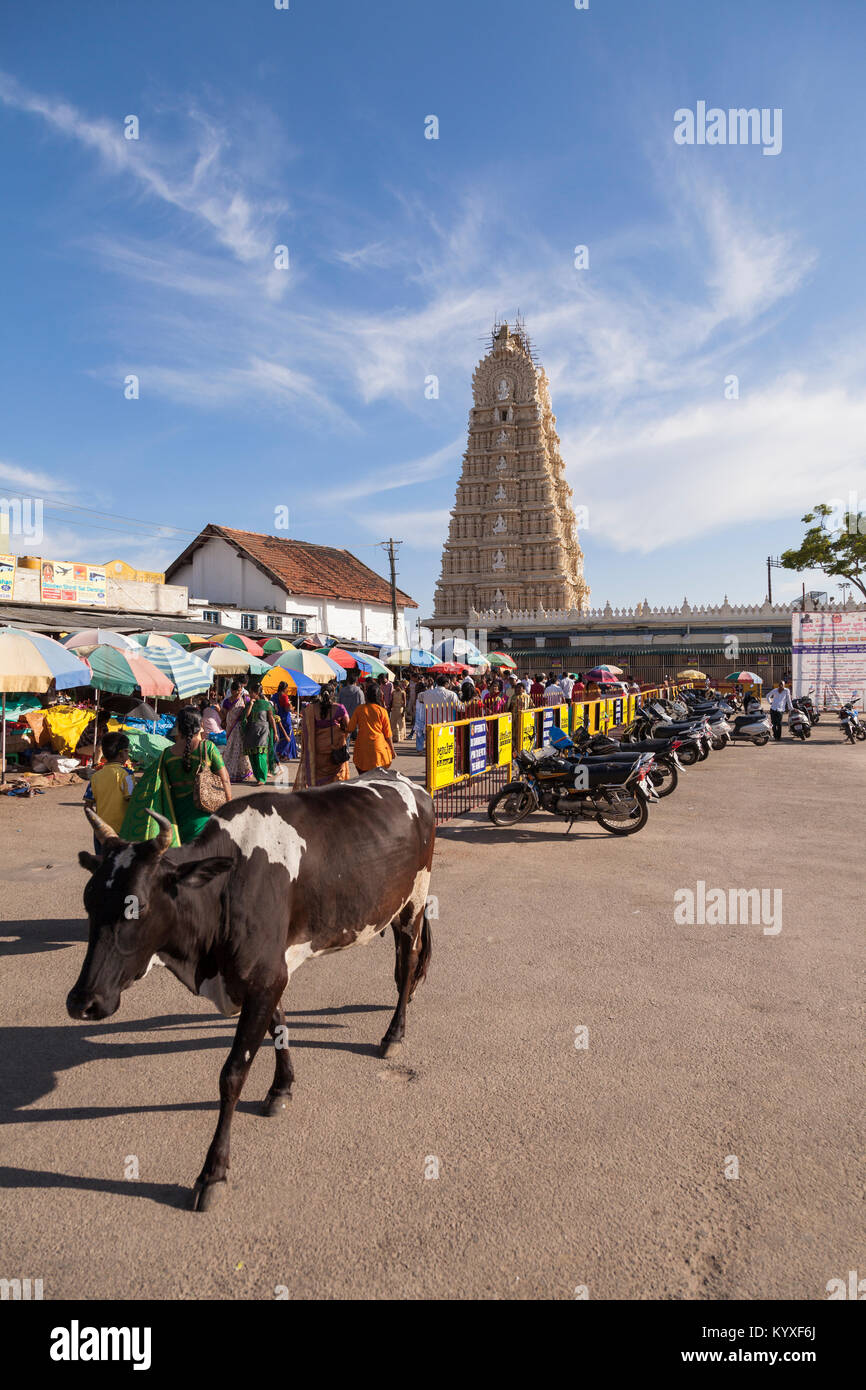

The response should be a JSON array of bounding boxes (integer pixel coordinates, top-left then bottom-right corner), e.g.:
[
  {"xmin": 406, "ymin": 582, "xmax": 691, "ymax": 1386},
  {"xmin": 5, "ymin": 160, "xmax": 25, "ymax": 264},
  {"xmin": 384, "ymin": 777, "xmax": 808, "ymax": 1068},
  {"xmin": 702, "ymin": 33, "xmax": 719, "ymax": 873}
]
[
  {"xmin": 498, "ymin": 713, "xmax": 512, "ymax": 764},
  {"xmin": 429, "ymin": 723, "xmax": 456, "ymax": 790}
]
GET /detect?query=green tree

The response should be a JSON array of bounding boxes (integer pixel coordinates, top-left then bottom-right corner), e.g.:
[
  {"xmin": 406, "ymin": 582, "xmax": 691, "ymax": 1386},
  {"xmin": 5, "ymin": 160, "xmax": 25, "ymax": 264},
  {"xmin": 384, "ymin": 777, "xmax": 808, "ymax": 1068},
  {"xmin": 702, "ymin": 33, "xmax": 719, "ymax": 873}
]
[{"xmin": 780, "ymin": 503, "xmax": 866, "ymax": 600}]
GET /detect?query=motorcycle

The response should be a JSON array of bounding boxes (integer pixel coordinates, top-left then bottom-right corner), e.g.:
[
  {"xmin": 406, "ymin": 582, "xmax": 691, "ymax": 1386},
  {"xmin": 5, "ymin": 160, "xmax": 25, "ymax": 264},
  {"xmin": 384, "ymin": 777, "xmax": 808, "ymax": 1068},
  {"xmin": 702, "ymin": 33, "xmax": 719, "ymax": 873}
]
[
  {"xmin": 788, "ymin": 705, "xmax": 811, "ymax": 741},
  {"xmin": 564, "ymin": 724, "xmax": 682, "ymax": 797},
  {"xmin": 839, "ymin": 700, "xmax": 866, "ymax": 743},
  {"xmin": 487, "ymin": 745, "xmax": 654, "ymax": 835}
]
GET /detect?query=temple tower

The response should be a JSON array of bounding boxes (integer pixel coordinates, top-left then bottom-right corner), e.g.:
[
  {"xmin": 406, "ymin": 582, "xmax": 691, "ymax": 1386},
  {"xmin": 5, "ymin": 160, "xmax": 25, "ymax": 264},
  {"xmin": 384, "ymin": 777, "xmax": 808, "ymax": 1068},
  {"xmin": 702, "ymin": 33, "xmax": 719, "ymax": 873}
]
[{"xmin": 432, "ymin": 320, "xmax": 590, "ymax": 625}]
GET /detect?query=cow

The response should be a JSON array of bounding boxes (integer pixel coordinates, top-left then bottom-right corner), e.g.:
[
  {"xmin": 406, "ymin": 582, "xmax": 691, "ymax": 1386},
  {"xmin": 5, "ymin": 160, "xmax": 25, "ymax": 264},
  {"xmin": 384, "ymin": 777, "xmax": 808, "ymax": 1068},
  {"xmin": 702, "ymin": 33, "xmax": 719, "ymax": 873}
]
[{"xmin": 68, "ymin": 769, "xmax": 436, "ymax": 1211}]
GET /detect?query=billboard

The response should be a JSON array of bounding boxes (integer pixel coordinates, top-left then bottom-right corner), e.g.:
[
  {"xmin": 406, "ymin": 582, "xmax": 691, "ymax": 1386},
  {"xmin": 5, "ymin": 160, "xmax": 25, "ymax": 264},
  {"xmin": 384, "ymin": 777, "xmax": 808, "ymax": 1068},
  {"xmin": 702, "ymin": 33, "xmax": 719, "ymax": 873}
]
[
  {"xmin": 792, "ymin": 611, "xmax": 866, "ymax": 706},
  {"xmin": 40, "ymin": 560, "xmax": 107, "ymax": 607},
  {"xmin": 0, "ymin": 554, "xmax": 15, "ymax": 600}
]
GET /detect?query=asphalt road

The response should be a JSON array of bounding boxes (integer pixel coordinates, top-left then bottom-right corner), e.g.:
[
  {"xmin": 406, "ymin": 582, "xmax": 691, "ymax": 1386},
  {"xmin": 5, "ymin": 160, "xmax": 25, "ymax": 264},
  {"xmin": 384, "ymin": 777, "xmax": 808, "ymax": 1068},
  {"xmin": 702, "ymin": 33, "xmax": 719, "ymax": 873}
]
[{"xmin": 0, "ymin": 725, "xmax": 863, "ymax": 1300}]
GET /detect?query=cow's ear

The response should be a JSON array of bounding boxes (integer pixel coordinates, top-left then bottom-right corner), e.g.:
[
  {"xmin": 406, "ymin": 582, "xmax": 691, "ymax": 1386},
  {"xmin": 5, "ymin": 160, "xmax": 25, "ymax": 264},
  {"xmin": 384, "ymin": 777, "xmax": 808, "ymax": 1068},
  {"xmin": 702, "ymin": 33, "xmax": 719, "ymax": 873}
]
[
  {"xmin": 79, "ymin": 851, "xmax": 101, "ymax": 874},
  {"xmin": 166, "ymin": 857, "xmax": 234, "ymax": 892}
]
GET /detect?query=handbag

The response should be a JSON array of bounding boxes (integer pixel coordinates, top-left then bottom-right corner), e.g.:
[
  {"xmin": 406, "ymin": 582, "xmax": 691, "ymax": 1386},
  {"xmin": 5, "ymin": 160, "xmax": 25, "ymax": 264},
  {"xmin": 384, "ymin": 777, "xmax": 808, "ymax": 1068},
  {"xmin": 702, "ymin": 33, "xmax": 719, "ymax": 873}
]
[
  {"xmin": 329, "ymin": 715, "xmax": 350, "ymax": 765},
  {"xmin": 194, "ymin": 742, "xmax": 228, "ymax": 813}
]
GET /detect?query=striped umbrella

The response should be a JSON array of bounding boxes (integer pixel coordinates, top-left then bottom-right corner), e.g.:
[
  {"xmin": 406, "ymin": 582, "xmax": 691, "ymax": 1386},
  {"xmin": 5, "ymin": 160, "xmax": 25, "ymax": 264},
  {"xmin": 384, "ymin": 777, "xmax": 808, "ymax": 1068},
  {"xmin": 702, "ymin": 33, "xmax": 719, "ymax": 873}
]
[
  {"xmin": 130, "ymin": 638, "xmax": 213, "ymax": 699},
  {"xmin": 266, "ymin": 649, "xmax": 343, "ymax": 682},
  {"xmin": 206, "ymin": 632, "xmax": 265, "ymax": 658},
  {"xmin": 262, "ymin": 637, "xmax": 297, "ymax": 653},
  {"xmin": 0, "ymin": 627, "xmax": 92, "ymax": 783}
]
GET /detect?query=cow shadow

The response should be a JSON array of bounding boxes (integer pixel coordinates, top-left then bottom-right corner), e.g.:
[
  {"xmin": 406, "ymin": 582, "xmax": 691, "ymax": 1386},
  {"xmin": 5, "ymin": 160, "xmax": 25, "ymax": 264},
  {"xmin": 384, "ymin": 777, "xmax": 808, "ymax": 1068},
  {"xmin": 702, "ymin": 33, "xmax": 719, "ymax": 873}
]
[
  {"xmin": 0, "ymin": 1005, "xmax": 389, "ymax": 1209},
  {"xmin": 0, "ymin": 918, "xmax": 87, "ymax": 958}
]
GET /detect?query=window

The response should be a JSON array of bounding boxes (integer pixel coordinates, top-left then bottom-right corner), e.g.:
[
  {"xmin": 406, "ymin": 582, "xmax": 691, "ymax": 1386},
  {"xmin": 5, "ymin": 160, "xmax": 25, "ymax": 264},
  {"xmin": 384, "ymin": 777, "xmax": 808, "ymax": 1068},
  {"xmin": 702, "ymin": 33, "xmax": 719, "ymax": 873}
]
[
  {"xmin": 266, "ymin": 615, "xmax": 283, "ymax": 631},
  {"xmin": 241, "ymin": 613, "xmax": 256, "ymax": 632},
  {"xmin": 291, "ymin": 617, "xmax": 307, "ymax": 635},
  {"xmin": 202, "ymin": 610, "xmax": 219, "ymax": 624}
]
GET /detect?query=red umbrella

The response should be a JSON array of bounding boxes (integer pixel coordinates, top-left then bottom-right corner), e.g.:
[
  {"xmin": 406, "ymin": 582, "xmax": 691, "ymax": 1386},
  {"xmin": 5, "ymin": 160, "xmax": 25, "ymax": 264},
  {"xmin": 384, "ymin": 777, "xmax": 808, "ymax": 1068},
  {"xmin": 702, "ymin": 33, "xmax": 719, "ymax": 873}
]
[{"xmin": 429, "ymin": 662, "xmax": 470, "ymax": 675}]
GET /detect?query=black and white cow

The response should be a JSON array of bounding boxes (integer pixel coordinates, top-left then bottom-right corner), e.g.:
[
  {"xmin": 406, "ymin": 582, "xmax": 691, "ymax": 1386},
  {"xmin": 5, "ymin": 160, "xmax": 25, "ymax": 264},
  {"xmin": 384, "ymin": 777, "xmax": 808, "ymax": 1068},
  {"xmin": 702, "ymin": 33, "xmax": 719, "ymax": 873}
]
[{"xmin": 68, "ymin": 769, "xmax": 436, "ymax": 1210}]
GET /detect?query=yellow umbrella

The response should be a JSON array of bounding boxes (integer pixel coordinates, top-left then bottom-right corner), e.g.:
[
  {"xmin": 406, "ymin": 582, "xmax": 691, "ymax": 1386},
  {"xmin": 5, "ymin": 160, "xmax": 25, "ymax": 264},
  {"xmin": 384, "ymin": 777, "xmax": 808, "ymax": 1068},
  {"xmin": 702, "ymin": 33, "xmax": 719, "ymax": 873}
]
[{"xmin": 676, "ymin": 668, "xmax": 706, "ymax": 680}]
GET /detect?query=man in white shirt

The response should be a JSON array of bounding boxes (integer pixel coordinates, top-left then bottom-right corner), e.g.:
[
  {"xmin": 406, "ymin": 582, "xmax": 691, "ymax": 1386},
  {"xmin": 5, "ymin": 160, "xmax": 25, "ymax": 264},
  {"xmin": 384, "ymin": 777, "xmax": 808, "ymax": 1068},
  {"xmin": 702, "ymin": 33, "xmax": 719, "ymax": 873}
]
[
  {"xmin": 766, "ymin": 682, "xmax": 792, "ymax": 741},
  {"xmin": 560, "ymin": 673, "xmax": 574, "ymax": 700},
  {"xmin": 414, "ymin": 676, "xmax": 459, "ymax": 751}
]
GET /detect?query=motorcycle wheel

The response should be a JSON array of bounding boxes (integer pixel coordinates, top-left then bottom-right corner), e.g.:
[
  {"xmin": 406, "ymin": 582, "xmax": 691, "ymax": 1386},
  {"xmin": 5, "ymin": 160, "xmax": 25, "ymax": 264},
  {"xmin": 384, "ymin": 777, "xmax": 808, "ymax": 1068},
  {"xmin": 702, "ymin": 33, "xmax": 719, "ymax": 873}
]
[
  {"xmin": 804, "ymin": 726, "xmax": 811, "ymax": 738},
  {"xmin": 649, "ymin": 761, "xmax": 678, "ymax": 797},
  {"xmin": 794, "ymin": 728, "xmax": 805, "ymax": 740},
  {"xmin": 596, "ymin": 788, "xmax": 649, "ymax": 836},
  {"xmin": 754, "ymin": 734, "xmax": 770, "ymax": 746},
  {"xmin": 677, "ymin": 744, "xmax": 699, "ymax": 767},
  {"xmin": 856, "ymin": 728, "xmax": 866, "ymax": 742},
  {"xmin": 697, "ymin": 740, "xmax": 710, "ymax": 761},
  {"xmin": 487, "ymin": 784, "xmax": 534, "ymax": 826},
  {"xmin": 710, "ymin": 736, "xmax": 727, "ymax": 751}
]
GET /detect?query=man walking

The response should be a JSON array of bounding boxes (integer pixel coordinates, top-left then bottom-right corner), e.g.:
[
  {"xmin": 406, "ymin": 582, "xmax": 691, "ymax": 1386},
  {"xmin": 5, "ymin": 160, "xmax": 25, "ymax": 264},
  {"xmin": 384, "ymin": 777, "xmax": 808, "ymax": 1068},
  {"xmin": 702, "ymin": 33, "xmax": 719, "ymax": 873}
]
[
  {"xmin": 337, "ymin": 670, "xmax": 364, "ymax": 721},
  {"xmin": 767, "ymin": 681, "xmax": 793, "ymax": 741}
]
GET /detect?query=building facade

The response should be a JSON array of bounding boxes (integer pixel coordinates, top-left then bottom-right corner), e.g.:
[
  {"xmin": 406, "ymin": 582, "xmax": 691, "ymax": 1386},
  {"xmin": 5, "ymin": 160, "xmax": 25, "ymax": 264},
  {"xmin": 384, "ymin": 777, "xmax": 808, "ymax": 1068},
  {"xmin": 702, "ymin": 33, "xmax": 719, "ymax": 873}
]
[
  {"xmin": 431, "ymin": 321, "xmax": 589, "ymax": 627},
  {"xmin": 166, "ymin": 524, "xmax": 416, "ymax": 646}
]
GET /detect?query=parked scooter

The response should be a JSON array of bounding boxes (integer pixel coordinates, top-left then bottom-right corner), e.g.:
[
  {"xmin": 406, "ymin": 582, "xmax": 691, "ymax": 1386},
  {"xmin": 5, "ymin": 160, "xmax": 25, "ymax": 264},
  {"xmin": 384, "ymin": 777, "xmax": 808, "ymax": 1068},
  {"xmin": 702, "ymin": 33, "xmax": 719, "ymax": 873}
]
[
  {"xmin": 793, "ymin": 689, "xmax": 820, "ymax": 725},
  {"xmin": 727, "ymin": 705, "xmax": 772, "ymax": 746},
  {"xmin": 788, "ymin": 705, "xmax": 811, "ymax": 741},
  {"xmin": 839, "ymin": 699, "xmax": 866, "ymax": 743}
]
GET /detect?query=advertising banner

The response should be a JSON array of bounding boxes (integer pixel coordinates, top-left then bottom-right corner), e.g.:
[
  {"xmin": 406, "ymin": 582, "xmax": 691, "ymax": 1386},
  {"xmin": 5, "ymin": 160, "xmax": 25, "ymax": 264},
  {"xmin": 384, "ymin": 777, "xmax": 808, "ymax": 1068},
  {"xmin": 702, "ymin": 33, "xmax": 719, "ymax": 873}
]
[
  {"xmin": 497, "ymin": 713, "xmax": 512, "ymax": 765},
  {"xmin": 40, "ymin": 560, "xmax": 107, "ymax": 606},
  {"xmin": 0, "ymin": 554, "xmax": 15, "ymax": 600},
  {"xmin": 429, "ymin": 723, "xmax": 456, "ymax": 790},
  {"xmin": 792, "ymin": 611, "xmax": 866, "ymax": 706},
  {"xmin": 469, "ymin": 719, "xmax": 487, "ymax": 776}
]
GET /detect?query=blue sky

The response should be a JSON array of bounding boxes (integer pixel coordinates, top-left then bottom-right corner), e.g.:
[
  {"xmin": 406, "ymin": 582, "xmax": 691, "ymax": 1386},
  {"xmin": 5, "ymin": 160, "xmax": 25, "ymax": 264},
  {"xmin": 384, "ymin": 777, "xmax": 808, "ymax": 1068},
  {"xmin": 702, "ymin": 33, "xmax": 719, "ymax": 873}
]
[{"xmin": 2, "ymin": 0, "xmax": 865, "ymax": 628}]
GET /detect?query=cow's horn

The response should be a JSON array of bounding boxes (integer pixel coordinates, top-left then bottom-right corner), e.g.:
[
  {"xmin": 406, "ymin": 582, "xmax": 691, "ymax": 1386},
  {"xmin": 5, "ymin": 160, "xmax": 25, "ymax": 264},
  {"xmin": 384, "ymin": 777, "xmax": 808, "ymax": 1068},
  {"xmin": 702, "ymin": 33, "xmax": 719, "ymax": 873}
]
[
  {"xmin": 145, "ymin": 808, "xmax": 174, "ymax": 854},
  {"xmin": 84, "ymin": 805, "xmax": 123, "ymax": 845}
]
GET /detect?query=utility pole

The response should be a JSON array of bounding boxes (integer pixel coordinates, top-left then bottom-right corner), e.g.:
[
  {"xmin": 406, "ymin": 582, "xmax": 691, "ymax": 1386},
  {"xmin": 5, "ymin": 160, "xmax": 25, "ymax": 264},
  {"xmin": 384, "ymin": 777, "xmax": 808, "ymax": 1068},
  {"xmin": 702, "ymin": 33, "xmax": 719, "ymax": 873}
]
[
  {"xmin": 379, "ymin": 538, "xmax": 403, "ymax": 646},
  {"xmin": 767, "ymin": 555, "xmax": 784, "ymax": 604}
]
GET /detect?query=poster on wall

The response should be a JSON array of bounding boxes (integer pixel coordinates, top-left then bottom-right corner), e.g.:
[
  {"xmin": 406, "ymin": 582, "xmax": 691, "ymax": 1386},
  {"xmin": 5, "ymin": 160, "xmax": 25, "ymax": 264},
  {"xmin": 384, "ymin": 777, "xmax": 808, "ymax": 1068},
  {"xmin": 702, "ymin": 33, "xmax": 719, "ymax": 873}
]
[
  {"xmin": 40, "ymin": 560, "xmax": 107, "ymax": 606},
  {"xmin": 792, "ymin": 611, "xmax": 866, "ymax": 706},
  {"xmin": 0, "ymin": 554, "xmax": 15, "ymax": 600}
]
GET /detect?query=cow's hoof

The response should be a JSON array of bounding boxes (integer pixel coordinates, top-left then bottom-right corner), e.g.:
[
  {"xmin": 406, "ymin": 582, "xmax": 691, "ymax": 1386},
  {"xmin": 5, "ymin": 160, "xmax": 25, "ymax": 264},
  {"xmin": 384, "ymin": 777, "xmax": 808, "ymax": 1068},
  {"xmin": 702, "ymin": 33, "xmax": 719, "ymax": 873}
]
[
  {"xmin": 261, "ymin": 1092, "xmax": 292, "ymax": 1117},
  {"xmin": 190, "ymin": 1179, "xmax": 227, "ymax": 1212},
  {"xmin": 379, "ymin": 1037, "xmax": 403, "ymax": 1059}
]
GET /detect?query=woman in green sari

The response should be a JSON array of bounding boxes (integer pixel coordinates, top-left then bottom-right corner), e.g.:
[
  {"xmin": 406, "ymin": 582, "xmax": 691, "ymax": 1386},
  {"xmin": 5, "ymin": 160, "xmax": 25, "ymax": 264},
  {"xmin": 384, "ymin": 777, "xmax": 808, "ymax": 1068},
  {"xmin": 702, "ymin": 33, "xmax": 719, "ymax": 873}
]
[
  {"xmin": 122, "ymin": 707, "xmax": 232, "ymax": 846},
  {"xmin": 242, "ymin": 678, "xmax": 279, "ymax": 785}
]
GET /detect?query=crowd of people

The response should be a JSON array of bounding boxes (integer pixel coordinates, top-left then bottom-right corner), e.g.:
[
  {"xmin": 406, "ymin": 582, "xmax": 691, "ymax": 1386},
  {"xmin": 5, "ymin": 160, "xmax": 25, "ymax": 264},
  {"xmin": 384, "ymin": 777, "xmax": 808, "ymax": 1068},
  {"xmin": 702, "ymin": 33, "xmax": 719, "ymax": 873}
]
[{"xmin": 82, "ymin": 664, "xmax": 668, "ymax": 850}]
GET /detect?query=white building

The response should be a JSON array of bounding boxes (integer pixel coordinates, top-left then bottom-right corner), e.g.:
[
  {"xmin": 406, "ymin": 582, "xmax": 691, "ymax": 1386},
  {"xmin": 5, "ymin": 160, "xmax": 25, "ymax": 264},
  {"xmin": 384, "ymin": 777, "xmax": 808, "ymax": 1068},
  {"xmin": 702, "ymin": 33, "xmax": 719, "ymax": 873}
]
[{"xmin": 166, "ymin": 524, "xmax": 416, "ymax": 645}]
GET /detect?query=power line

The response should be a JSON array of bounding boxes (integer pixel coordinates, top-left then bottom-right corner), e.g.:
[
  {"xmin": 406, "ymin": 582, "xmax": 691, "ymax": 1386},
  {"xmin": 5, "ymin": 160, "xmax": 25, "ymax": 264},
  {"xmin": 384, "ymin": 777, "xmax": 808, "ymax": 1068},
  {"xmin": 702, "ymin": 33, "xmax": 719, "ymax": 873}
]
[{"xmin": 0, "ymin": 487, "xmax": 199, "ymax": 537}]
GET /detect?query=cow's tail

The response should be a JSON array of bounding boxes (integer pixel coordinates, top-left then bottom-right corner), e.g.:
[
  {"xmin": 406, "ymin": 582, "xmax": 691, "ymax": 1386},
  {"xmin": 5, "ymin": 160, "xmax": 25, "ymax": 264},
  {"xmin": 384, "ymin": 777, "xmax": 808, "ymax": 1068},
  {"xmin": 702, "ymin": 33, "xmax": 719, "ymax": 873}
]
[{"xmin": 411, "ymin": 829, "xmax": 435, "ymax": 997}]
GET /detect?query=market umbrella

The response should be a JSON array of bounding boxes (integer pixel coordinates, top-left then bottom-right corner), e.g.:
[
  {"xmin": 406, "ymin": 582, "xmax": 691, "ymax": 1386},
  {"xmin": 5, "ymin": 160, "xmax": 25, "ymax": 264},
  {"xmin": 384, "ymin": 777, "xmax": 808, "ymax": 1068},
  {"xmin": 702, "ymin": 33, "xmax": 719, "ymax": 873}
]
[
  {"xmin": 129, "ymin": 631, "xmax": 190, "ymax": 650},
  {"xmin": 432, "ymin": 637, "xmax": 487, "ymax": 665},
  {"xmin": 261, "ymin": 665, "xmax": 321, "ymax": 697},
  {"xmin": 487, "ymin": 651, "xmax": 517, "ymax": 669},
  {"xmin": 584, "ymin": 664, "xmax": 624, "ymax": 678},
  {"xmin": 725, "ymin": 671, "xmax": 763, "ymax": 684},
  {"xmin": 123, "ymin": 730, "xmax": 172, "ymax": 767},
  {"xmin": 63, "ymin": 629, "xmax": 140, "ymax": 657},
  {"xmin": 262, "ymin": 637, "xmax": 297, "ymax": 653},
  {"xmin": 315, "ymin": 647, "xmax": 394, "ymax": 678},
  {"xmin": 584, "ymin": 670, "xmax": 623, "ymax": 685},
  {"xmin": 87, "ymin": 646, "xmax": 174, "ymax": 699},
  {"xmin": 199, "ymin": 645, "xmax": 271, "ymax": 677},
  {"xmin": 130, "ymin": 639, "xmax": 213, "ymax": 700},
  {"xmin": 206, "ymin": 632, "xmax": 265, "ymax": 657},
  {"xmin": 0, "ymin": 627, "xmax": 92, "ymax": 783},
  {"xmin": 267, "ymin": 649, "xmax": 343, "ymax": 682},
  {"xmin": 380, "ymin": 646, "xmax": 437, "ymax": 668},
  {"xmin": 676, "ymin": 668, "xmax": 707, "ymax": 680},
  {"xmin": 429, "ymin": 662, "xmax": 470, "ymax": 676}
]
